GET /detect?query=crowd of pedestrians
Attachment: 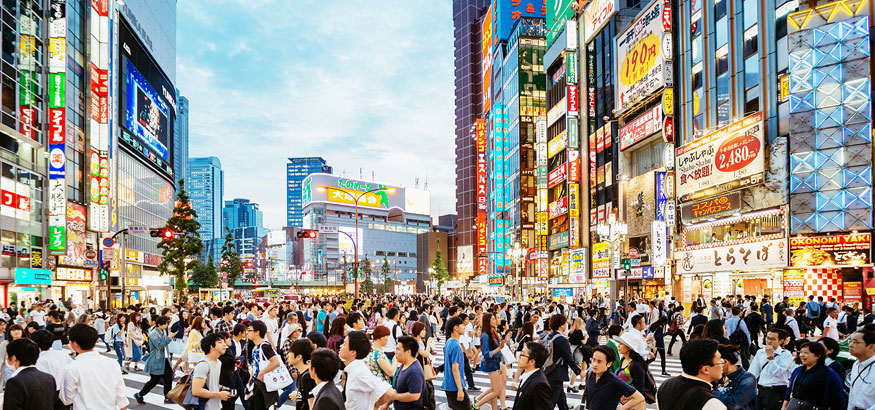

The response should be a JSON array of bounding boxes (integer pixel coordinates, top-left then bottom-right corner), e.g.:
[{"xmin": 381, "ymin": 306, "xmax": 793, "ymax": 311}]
[{"xmin": 0, "ymin": 292, "xmax": 872, "ymax": 410}]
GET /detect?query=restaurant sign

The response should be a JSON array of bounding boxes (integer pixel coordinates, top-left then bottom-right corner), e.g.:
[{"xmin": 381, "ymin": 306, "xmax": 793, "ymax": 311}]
[
  {"xmin": 680, "ymin": 192, "xmax": 741, "ymax": 221},
  {"xmin": 789, "ymin": 233, "xmax": 871, "ymax": 267}
]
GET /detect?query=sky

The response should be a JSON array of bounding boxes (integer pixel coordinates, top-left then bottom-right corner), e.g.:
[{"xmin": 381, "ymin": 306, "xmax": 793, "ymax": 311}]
[{"xmin": 177, "ymin": 0, "xmax": 456, "ymax": 229}]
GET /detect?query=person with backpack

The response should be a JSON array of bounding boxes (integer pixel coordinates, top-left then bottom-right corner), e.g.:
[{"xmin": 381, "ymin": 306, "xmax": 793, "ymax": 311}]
[
  {"xmin": 614, "ymin": 332, "xmax": 656, "ymax": 408},
  {"xmin": 806, "ymin": 296, "xmax": 821, "ymax": 337},
  {"xmin": 726, "ymin": 307, "xmax": 751, "ymax": 368},
  {"xmin": 383, "ymin": 307, "xmax": 403, "ymax": 360},
  {"xmin": 744, "ymin": 304, "xmax": 764, "ymax": 350},
  {"xmin": 543, "ymin": 314, "xmax": 581, "ymax": 410},
  {"xmin": 667, "ymin": 306, "xmax": 688, "ymax": 356}
]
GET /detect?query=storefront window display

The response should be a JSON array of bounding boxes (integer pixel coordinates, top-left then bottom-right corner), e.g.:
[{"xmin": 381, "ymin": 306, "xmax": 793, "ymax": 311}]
[{"xmin": 683, "ymin": 209, "xmax": 784, "ymax": 248}]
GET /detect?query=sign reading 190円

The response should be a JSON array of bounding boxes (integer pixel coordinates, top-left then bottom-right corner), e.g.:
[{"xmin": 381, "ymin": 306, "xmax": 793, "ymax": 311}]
[
  {"xmin": 675, "ymin": 112, "xmax": 765, "ymax": 203},
  {"xmin": 615, "ymin": 0, "xmax": 666, "ymax": 112}
]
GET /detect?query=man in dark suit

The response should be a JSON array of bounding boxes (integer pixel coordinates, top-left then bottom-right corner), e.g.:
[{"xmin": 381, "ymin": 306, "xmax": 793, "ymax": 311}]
[
  {"xmin": 310, "ymin": 348, "xmax": 344, "ymax": 410},
  {"xmin": 544, "ymin": 314, "xmax": 581, "ymax": 410},
  {"xmin": 3, "ymin": 338, "xmax": 57, "ymax": 410},
  {"xmin": 513, "ymin": 342, "xmax": 553, "ymax": 410},
  {"xmin": 687, "ymin": 306, "xmax": 709, "ymax": 335}
]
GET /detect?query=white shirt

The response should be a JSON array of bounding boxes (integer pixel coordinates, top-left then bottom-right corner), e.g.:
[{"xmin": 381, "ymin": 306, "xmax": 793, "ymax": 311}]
[
  {"xmin": 824, "ymin": 316, "xmax": 839, "ymax": 339},
  {"xmin": 59, "ymin": 350, "xmax": 128, "ymax": 410},
  {"xmin": 518, "ymin": 369, "xmax": 537, "ymax": 389},
  {"xmin": 384, "ymin": 320, "xmax": 399, "ymax": 353},
  {"xmin": 749, "ymin": 347, "xmax": 794, "ymax": 387},
  {"xmin": 37, "ymin": 349, "xmax": 74, "ymax": 390},
  {"xmin": 30, "ymin": 310, "xmax": 46, "ymax": 326},
  {"xmin": 311, "ymin": 381, "xmax": 328, "ymax": 399},
  {"xmin": 785, "ymin": 317, "xmax": 801, "ymax": 339},
  {"xmin": 848, "ymin": 354, "xmax": 875, "ymax": 410},
  {"xmin": 343, "ymin": 359, "xmax": 391, "ymax": 410}
]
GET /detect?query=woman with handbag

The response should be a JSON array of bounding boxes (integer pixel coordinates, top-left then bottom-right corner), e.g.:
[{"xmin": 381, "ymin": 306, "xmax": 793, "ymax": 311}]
[
  {"xmin": 781, "ymin": 341, "xmax": 847, "ymax": 410},
  {"xmin": 568, "ymin": 317, "xmax": 588, "ymax": 393},
  {"xmin": 176, "ymin": 316, "xmax": 206, "ymax": 374},
  {"xmin": 108, "ymin": 313, "xmax": 129, "ymax": 373},
  {"xmin": 411, "ymin": 321, "xmax": 436, "ymax": 379},
  {"xmin": 126, "ymin": 311, "xmax": 145, "ymax": 372},
  {"xmin": 367, "ymin": 325, "xmax": 397, "ymax": 383},
  {"xmin": 474, "ymin": 313, "xmax": 511, "ymax": 410}
]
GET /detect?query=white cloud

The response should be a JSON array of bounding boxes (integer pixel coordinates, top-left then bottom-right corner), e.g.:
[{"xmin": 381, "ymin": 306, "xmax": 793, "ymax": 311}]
[{"xmin": 178, "ymin": 0, "xmax": 456, "ymax": 229}]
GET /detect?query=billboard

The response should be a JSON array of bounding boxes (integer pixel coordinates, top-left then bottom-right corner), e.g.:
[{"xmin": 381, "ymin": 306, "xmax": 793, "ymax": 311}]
[
  {"xmin": 60, "ymin": 203, "xmax": 87, "ymax": 266},
  {"xmin": 493, "ymin": 0, "xmax": 546, "ymax": 43},
  {"xmin": 405, "ymin": 188, "xmax": 431, "ymax": 216},
  {"xmin": 592, "ymin": 242, "xmax": 611, "ymax": 278},
  {"xmin": 338, "ymin": 227, "xmax": 363, "ymax": 256},
  {"xmin": 583, "ymin": 0, "xmax": 617, "ymax": 43},
  {"xmin": 548, "ymin": 0, "xmax": 576, "ymax": 46},
  {"xmin": 118, "ymin": 17, "xmax": 176, "ymax": 182},
  {"xmin": 676, "ymin": 113, "xmax": 765, "ymax": 203},
  {"xmin": 302, "ymin": 174, "xmax": 405, "ymax": 210},
  {"xmin": 48, "ymin": 0, "xmax": 66, "ymax": 249},
  {"xmin": 482, "ymin": 5, "xmax": 494, "ymax": 113},
  {"xmin": 789, "ymin": 233, "xmax": 871, "ymax": 267},
  {"xmin": 677, "ymin": 238, "xmax": 788, "ymax": 274},
  {"xmin": 619, "ymin": 105, "xmax": 663, "ymax": 151},
  {"xmin": 615, "ymin": 0, "xmax": 667, "ymax": 112}
]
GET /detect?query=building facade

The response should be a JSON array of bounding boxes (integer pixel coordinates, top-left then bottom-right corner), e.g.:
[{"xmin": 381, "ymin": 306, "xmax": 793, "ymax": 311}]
[
  {"xmin": 287, "ymin": 157, "xmax": 331, "ymax": 227},
  {"xmin": 174, "ymin": 94, "xmax": 189, "ymax": 185},
  {"xmin": 223, "ymin": 198, "xmax": 264, "ymax": 283},
  {"xmin": 188, "ymin": 156, "xmax": 223, "ymax": 262}
]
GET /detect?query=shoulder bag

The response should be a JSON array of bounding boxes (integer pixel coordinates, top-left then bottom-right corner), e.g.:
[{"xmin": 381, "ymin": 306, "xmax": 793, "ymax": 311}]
[{"xmin": 256, "ymin": 342, "xmax": 293, "ymax": 392}]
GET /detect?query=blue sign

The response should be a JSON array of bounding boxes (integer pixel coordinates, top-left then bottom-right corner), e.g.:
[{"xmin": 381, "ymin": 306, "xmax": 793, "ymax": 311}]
[
  {"xmin": 655, "ymin": 171, "xmax": 667, "ymax": 220},
  {"xmin": 14, "ymin": 268, "xmax": 52, "ymax": 286},
  {"xmin": 642, "ymin": 266, "xmax": 655, "ymax": 279},
  {"xmin": 493, "ymin": 0, "xmax": 546, "ymax": 43},
  {"xmin": 552, "ymin": 288, "xmax": 574, "ymax": 298}
]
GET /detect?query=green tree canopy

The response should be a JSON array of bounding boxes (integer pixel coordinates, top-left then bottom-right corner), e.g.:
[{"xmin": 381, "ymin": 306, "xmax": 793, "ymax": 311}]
[
  {"xmin": 431, "ymin": 248, "xmax": 450, "ymax": 294},
  {"xmin": 157, "ymin": 179, "xmax": 203, "ymax": 301},
  {"xmin": 220, "ymin": 228, "xmax": 243, "ymax": 287},
  {"xmin": 189, "ymin": 260, "xmax": 218, "ymax": 291}
]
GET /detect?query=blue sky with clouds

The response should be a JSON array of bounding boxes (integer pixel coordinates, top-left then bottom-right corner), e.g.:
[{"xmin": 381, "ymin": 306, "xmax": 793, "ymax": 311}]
[{"xmin": 177, "ymin": 0, "xmax": 456, "ymax": 228}]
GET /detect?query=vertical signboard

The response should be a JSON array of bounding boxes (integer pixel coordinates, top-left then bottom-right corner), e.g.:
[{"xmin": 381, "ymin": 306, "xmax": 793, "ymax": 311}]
[
  {"xmin": 47, "ymin": 0, "xmax": 67, "ymax": 253},
  {"xmin": 476, "ymin": 118, "xmax": 488, "ymax": 276},
  {"xmin": 482, "ymin": 5, "xmax": 494, "ymax": 114},
  {"xmin": 88, "ymin": 0, "xmax": 111, "ymax": 232},
  {"xmin": 615, "ymin": 0, "xmax": 667, "ymax": 113}
]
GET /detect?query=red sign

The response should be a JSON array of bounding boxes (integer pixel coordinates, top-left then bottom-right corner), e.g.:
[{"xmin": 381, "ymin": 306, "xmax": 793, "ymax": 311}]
[
  {"xmin": 619, "ymin": 105, "xmax": 663, "ymax": 150},
  {"xmin": 588, "ymin": 85, "xmax": 596, "ymax": 116},
  {"xmin": 548, "ymin": 164, "xmax": 567, "ymax": 187},
  {"xmin": 90, "ymin": 64, "xmax": 108, "ymax": 124},
  {"xmin": 19, "ymin": 107, "xmax": 35, "ymax": 140},
  {"xmin": 629, "ymin": 248, "xmax": 640, "ymax": 259},
  {"xmin": 49, "ymin": 108, "xmax": 65, "ymax": 144},
  {"xmin": 568, "ymin": 150, "xmax": 580, "ymax": 182},
  {"xmin": 548, "ymin": 196, "xmax": 569, "ymax": 219},
  {"xmin": 477, "ymin": 154, "xmax": 487, "ymax": 210},
  {"xmin": 567, "ymin": 84, "xmax": 579, "ymax": 114},
  {"xmin": 1, "ymin": 190, "xmax": 30, "ymax": 212},
  {"xmin": 478, "ymin": 258, "xmax": 488, "ymax": 275},
  {"xmin": 475, "ymin": 118, "xmax": 486, "ymax": 153},
  {"xmin": 662, "ymin": 2, "xmax": 672, "ymax": 31},
  {"xmin": 844, "ymin": 282, "xmax": 863, "ymax": 304},
  {"xmin": 663, "ymin": 116, "xmax": 674, "ymax": 143},
  {"xmin": 91, "ymin": 0, "xmax": 108, "ymax": 16}
]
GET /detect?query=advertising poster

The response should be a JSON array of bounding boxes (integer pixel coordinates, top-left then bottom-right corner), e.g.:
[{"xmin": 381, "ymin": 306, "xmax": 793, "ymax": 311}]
[
  {"xmin": 615, "ymin": 0, "xmax": 666, "ymax": 112},
  {"xmin": 677, "ymin": 238, "xmax": 788, "ymax": 274},
  {"xmin": 570, "ymin": 248, "xmax": 586, "ymax": 282},
  {"xmin": 549, "ymin": 0, "xmax": 576, "ymax": 46},
  {"xmin": 789, "ymin": 232, "xmax": 871, "ymax": 267},
  {"xmin": 61, "ymin": 203, "xmax": 87, "ymax": 266},
  {"xmin": 783, "ymin": 269, "xmax": 806, "ymax": 303},
  {"xmin": 592, "ymin": 242, "xmax": 611, "ymax": 278},
  {"xmin": 843, "ymin": 282, "xmax": 863, "ymax": 304},
  {"xmin": 48, "ymin": 5, "xmax": 66, "ymax": 250},
  {"xmin": 680, "ymin": 192, "xmax": 741, "ymax": 221},
  {"xmin": 548, "ymin": 196, "xmax": 569, "ymax": 219},
  {"xmin": 583, "ymin": 0, "xmax": 617, "ymax": 43},
  {"xmin": 676, "ymin": 112, "xmax": 765, "ymax": 203},
  {"xmin": 619, "ymin": 105, "xmax": 663, "ymax": 151},
  {"xmin": 481, "ymin": 5, "xmax": 494, "ymax": 113}
]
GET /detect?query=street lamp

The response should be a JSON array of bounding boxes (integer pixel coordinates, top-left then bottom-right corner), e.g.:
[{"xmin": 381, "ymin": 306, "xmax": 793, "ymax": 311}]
[
  {"xmin": 506, "ymin": 242, "xmax": 524, "ymax": 300},
  {"xmin": 596, "ymin": 214, "xmax": 628, "ymax": 311},
  {"xmin": 316, "ymin": 185, "xmax": 396, "ymax": 298}
]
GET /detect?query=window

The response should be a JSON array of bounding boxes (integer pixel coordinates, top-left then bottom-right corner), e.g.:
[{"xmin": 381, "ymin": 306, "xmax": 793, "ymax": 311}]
[
  {"xmin": 744, "ymin": 55, "xmax": 760, "ymax": 91},
  {"xmin": 717, "ymin": 73, "xmax": 730, "ymax": 104},
  {"xmin": 716, "ymin": 16, "xmax": 728, "ymax": 47},
  {"xmin": 744, "ymin": 27, "xmax": 758, "ymax": 58},
  {"xmin": 716, "ymin": 45, "xmax": 729, "ymax": 76}
]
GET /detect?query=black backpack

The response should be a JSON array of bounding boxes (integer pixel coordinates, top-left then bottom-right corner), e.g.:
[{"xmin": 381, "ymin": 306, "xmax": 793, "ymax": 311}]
[
  {"xmin": 728, "ymin": 320, "xmax": 749, "ymax": 351},
  {"xmin": 643, "ymin": 368, "xmax": 657, "ymax": 404}
]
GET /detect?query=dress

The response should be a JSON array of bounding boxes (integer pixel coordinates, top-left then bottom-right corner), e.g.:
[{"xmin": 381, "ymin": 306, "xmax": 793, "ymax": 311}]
[{"xmin": 367, "ymin": 348, "xmax": 391, "ymax": 383}]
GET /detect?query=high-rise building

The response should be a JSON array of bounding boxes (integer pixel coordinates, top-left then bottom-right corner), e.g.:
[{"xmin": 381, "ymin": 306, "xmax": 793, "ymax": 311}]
[
  {"xmin": 188, "ymin": 157, "xmax": 224, "ymax": 262},
  {"xmin": 287, "ymin": 157, "xmax": 332, "ymax": 227},
  {"xmin": 174, "ymin": 95, "xmax": 190, "ymax": 184},
  {"xmin": 452, "ymin": 0, "xmax": 490, "ymax": 281},
  {"xmin": 223, "ymin": 198, "xmax": 265, "ymax": 282}
]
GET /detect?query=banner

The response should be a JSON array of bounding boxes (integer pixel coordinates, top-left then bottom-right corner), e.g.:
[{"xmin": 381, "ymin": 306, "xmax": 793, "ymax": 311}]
[
  {"xmin": 783, "ymin": 269, "xmax": 805, "ymax": 303},
  {"xmin": 789, "ymin": 232, "xmax": 871, "ymax": 267},
  {"xmin": 680, "ymin": 192, "xmax": 741, "ymax": 221},
  {"xmin": 676, "ymin": 112, "xmax": 765, "ymax": 203},
  {"xmin": 677, "ymin": 238, "xmax": 788, "ymax": 274},
  {"xmin": 615, "ymin": 0, "xmax": 666, "ymax": 112},
  {"xmin": 619, "ymin": 105, "xmax": 663, "ymax": 151},
  {"xmin": 593, "ymin": 242, "xmax": 611, "ymax": 278}
]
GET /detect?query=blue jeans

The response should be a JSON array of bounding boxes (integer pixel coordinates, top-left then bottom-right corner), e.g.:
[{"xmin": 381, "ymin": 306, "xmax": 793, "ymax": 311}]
[
  {"xmin": 276, "ymin": 378, "xmax": 297, "ymax": 406},
  {"xmin": 130, "ymin": 343, "xmax": 142, "ymax": 363},
  {"xmin": 113, "ymin": 341, "xmax": 126, "ymax": 367},
  {"xmin": 100, "ymin": 334, "xmax": 110, "ymax": 349}
]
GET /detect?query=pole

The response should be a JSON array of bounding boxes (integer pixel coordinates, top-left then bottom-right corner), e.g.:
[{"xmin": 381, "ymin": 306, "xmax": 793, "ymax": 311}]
[
  {"xmin": 120, "ymin": 233, "xmax": 126, "ymax": 307},
  {"xmin": 354, "ymin": 199, "xmax": 360, "ymax": 298}
]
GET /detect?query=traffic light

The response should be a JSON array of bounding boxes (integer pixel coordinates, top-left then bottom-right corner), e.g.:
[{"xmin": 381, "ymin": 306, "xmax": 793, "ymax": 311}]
[
  {"xmin": 623, "ymin": 258, "xmax": 631, "ymax": 271},
  {"xmin": 99, "ymin": 261, "xmax": 109, "ymax": 281},
  {"xmin": 296, "ymin": 229, "xmax": 318, "ymax": 239},
  {"xmin": 150, "ymin": 227, "xmax": 175, "ymax": 239}
]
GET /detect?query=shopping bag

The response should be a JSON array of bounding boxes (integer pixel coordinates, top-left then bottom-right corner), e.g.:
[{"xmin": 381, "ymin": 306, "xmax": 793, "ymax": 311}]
[
  {"xmin": 500, "ymin": 344, "xmax": 516, "ymax": 365},
  {"xmin": 168, "ymin": 339, "xmax": 185, "ymax": 355},
  {"xmin": 256, "ymin": 343, "xmax": 293, "ymax": 392}
]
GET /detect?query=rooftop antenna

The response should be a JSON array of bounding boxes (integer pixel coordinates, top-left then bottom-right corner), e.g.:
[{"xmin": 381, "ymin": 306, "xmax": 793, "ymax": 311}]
[
  {"xmin": 359, "ymin": 168, "xmax": 362, "ymax": 179},
  {"xmin": 415, "ymin": 177, "xmax": 420, "ymax": 189},
  {"xmin": 372, "ymin": 170, "xmax": 375, "ymax": 180},
  {"xmin": 424, "ymin": 169, "xmax": 429, "ymax": 190}
]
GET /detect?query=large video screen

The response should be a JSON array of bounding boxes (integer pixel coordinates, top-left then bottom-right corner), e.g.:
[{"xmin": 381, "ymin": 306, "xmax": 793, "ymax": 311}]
[{"xmin": 118, "ymin": 18, "xmax": 175, "ymax": 180}]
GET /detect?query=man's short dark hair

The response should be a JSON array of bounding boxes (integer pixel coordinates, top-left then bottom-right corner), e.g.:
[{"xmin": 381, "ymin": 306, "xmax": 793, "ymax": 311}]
[
  {"xmin": 768, "ymin": 327, "xmax": 787, "ymax": 341},
  {"xmin": 30, "ymin": 330, "xmax": 54, "ymax": 351},
  {"xmin": 307, "ymin": 331, "xmax": 328, "ymax": 348},
  {"xmin": 445, "ymin": 316, "xmax": 464, "ymax": 334},
  {"xmin": 200, "ymin": 332, "xmax": 224, "ymax": 354},
  {"xmin": 593, "ymin": 345, "xmax": 616, "ymax": 366},
  {"xmin": 387, "ymin": 307, "xmax": 399, "ymax": 320},
  {"xmin": 346, "ymin": 312, "xmax": 362, "ymax": 328},
  {"xmin": 345, "ymin": 331, "xmax": 371, "ymax": 360},
  {"xmin": 248, "ymin": 320, "xmax": 267, "ymax": 338},
  {"xmin": 156, "ymin": 316, "xmax": 170, "ymax": 326},
  {"xmin": 69, "ymin": 323, "xmax": 98, "ymax": 350},
  {"xmin": 6, "ymin": 339, "xmax": 39, "ymax": 366},
  {"xmin": 210, "ymin": 307, "xmax": 222, "ymax": 318},
  {"xmin": 679, "ymin": 339, "xmax": 719, "ymax": 376},
  {"xmin": 525, "ymin": 342, "xmax": 549, "ymax": 368},
  {"xmin": 397, "ymin": 336, "xmax": 419, "ymax": 357},
  {"xmin": 630, "ymin": 314, "xmax": 644, "ymax": 328},
  {"xmin": 818, "ymin": 336, "xmax": 840, "ymax": 359},
  {"xmin": 291, "ymin": 338, "xmax": 315, "ymax": 363},
  {"xmin": 608, "ymin": 324, "xmax": 623, "ymax": 338},
  {"xmin": 310, "ymin": 348, "xmax": 342, "ymax": 382},
  {"xmin": 222, "ymin": 306, "xmax": 235, "ymax": 316},
  {"xmin": 856, "ymin": 330, "xmax": 875, "ymax": 345},
  {"xmin": 549, "ymin": 314, "xmax": 567, "ymax": 331}
]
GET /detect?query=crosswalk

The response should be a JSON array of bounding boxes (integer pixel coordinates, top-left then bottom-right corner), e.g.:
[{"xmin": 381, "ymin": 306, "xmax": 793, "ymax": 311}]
[{"xmin": 104, "ymin": 334, "xmax": 684, "ymax": 410}]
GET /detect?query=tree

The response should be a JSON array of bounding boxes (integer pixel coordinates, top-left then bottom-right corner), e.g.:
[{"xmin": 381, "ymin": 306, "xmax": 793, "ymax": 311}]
[
  {"xmin": 431, "ymin": 248, "xmax": 450, "ymax": 294},
  {"xmin": 220, "ymin": 228, "xmax": 243, "ymax": 287},
  {"xmin": 359, "ymin": 257, "xmax": 374, "ymax": 294},
  {"xmin": 157, "ymin": 179, "xmax": 203, "ymax": 302},
  {"xmin": 189, "ymin": 260, "xmax": 218, "ymax": 291},
  {"xmin": 381, "ymin": 257, "xmax": 392, "ymax": 294}
]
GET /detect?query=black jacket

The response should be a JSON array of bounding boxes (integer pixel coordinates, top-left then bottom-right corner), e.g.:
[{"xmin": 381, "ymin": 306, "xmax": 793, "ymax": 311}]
[
  {"xmin": 687, "ymin": 314, "xmax": 708, "ymax": 335},
  {"xmin": 3, "ymin": 367, "xmax": 58, "ymax": 410},
  {"xmin": 544, "ymin": 332, "xmax": 581, "ymax": 383},
  {"xmin": 513, "ymin": 370, "xmax": 552, "ymax": 410},
  {"xmin": 312, "ymin": 381, "xmax": 344, "ymax": 410}
]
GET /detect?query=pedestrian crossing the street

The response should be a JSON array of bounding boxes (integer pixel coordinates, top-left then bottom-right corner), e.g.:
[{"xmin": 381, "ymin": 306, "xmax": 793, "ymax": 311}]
[{"xmin": 103, "ymin": 334, "xmax": 684, "ymax": 409}]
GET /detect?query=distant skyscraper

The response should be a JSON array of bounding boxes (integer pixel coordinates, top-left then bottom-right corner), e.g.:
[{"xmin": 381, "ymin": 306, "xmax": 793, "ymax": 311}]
[
  {"xmin": 174, "ymin": 94, "xmax": 190, "ymax": 185},
  {"xmin": 287, "ymin": 157, "xmax": 332, "ymax": 227},
  {"xmin": 188, "ymin": 157, "xmax": 224, "ymax": 261},
  {"xmin": 223, "ymin": 198, "xmax": 266, "ymax": 281},
  {"xmin": 453, "ymin": 0, "xmax": 490, "ymax": 279}
]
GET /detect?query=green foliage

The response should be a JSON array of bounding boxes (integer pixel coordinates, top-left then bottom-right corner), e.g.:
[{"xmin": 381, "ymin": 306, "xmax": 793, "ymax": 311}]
[
  {"xmin": 360, "ymin": 256, "xmax": 373, "ymax": 278},
  {"xmin": 189, "ymin": 260, "xmax": 218, "ymax": 291},
  {"xmin": 220, "ymin": 228, "xmax": 243, "ymax": 287},
  {"xmin": 361, "ymin": 276, "xmax": 375, "ymax": 295},
  {"xmin": 157, "ymin": 179, "xmax": 203, "ymax": 302},
  {"xmin": 381, "ymin": 257, "xmax": 392, "ymax": 294},
  {"xmin": 431, "ymin": 249, "xmax": 450, "ymax": 294}
]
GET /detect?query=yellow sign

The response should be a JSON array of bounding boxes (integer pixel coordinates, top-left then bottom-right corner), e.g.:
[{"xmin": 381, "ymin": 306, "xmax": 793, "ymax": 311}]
[
  {"xmin": 620, "ymin": 33, "xmax": 661, "ymax": 88},
  {"xmin": 663, "ymin": 89, "xmax": 674, "ymax": 116},
  {"xmin": 327, "ymin": 188, "xmax": 387, "ymax": 208},
  {"xmin": 779, "ymin": 74, "xmax": 790, "ymax": 102},
  {"xmin": 693, "ymin": 91, "xmax": 700, "ymax": 115}
]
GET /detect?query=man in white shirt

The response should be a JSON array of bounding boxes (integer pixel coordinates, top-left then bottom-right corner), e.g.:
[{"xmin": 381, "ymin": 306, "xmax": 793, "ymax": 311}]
[
  {"xmin": 338, "ymin": 331, "xmax": 395, "ymax": 410},
  {"xmin": 384, "ymin": 307, "xmax": 401, "ymax": 360},
  {"xmin": 847, "ymin": 330, "xmax": 875, "ymax": 410},
  {"xmin": 783, "ymin": 309, "xmax": 802, "ymax": 340},
  {"xmin": 60, "ymin": 324, "xmax": 128, "ymax": 410},
  {"xmin": 30, "ymin": 304, "xmax": 47, "ymax": 328},
  {"xmin": 749, "ymin": 328, "xmax": 795, "ymax": 410},
  {"xmin": 32, "ymin": 330, "xmax": 73, "ymax": 390},
  {"xmin": 823, "ymin": 307, "xmax": 840, "ymax": 340}
]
